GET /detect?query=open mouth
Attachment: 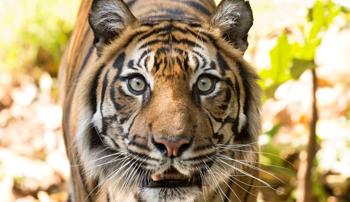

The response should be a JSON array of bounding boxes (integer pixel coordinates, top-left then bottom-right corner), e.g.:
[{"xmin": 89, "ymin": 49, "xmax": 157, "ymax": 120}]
[{"xmin": 142, "ymin": 167, "xmax": 202, "ymax": 188}]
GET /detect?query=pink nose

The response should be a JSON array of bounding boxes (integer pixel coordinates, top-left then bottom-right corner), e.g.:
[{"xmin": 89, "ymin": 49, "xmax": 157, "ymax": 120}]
[{"xmin": 152, "ymin": 136, "xmax": 191, "ymax": 157}]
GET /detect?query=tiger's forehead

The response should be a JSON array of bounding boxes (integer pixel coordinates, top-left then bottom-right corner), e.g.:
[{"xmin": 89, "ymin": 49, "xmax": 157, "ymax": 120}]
[{"xmin": 115, "ymin": 21, "xmax": 221, "ymax": 76}]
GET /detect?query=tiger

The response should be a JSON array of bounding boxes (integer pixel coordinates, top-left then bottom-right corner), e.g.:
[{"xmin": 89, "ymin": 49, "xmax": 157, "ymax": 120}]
[{"xmin": 59, "ymin": 0, "xmax": 261, "ymax": 201}]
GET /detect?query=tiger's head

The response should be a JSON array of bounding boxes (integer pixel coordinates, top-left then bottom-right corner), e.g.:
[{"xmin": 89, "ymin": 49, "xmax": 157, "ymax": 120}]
[{"xmin": 75, "ymin": 0, "xmax": 261, "ymax": 201}]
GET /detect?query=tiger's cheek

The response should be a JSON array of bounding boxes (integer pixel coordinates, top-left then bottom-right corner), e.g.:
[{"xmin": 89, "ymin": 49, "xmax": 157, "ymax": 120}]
[
  {"xmin": 201, "ymin": 84, "xmax": 237, "ymax": 120},
  {"xmin": 104, "ymin": 78, "xmax": 143, "ymax": 138},
  {"xmin": 115, "ymin": 82, "xmax": 140, "ymax": 114}
]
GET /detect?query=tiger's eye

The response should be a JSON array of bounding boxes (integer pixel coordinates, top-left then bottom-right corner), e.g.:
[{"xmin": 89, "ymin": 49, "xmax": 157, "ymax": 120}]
[
  {"xmin": 197, "ymin": 76, "xmax": 216, "ymax": 94},
  {"xmin": 128, "ymin": 76, "xmax": 146, "ymax": 94}
]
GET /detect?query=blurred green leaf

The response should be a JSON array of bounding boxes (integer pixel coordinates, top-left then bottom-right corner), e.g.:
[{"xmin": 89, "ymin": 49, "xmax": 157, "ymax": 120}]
[
  {"xmin": 290, "ymin": 59, "xmax": 315, "ymax": 79},
  {"xmin": 260, "ymin": 32, "xmax": 293, "ymax": 98},
  {"xmin": 0, "ymin": 0, "xmax": 79, "ymax": 74},
  {"xmin": 264, "ymin": 124, "xmax": 282, "ymax": 139},
  {"xmin": 269, "ymin": 32, "xmax": 293, "ymax": 82},
  {"xmin": 260, "ymin": 0, "xmax": 343, "ymax": 99}
]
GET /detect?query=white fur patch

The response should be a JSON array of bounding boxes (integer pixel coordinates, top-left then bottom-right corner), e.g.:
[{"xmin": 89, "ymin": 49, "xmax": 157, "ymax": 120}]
[{"xmin": 140, "ymin": 187, "xmax": 200, "ymax": 202}]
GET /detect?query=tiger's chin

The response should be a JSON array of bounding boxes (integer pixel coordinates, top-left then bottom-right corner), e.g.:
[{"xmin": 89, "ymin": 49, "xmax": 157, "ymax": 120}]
[{"xmin": 140, "ymin": 187, "xmax": 201, "ymax": 202}]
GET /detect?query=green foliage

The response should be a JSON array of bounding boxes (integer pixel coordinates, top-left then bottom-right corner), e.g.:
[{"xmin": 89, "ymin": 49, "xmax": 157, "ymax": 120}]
[
  {"xmin": 260, "ymin": 33, "xmax": 293, "ymax": 98},
  {"xmin": 0, "ymin": 0, "xmax": 80, "ymax": 74},
  {"xmin": 259, "ymin": 1, "xmax": 349, "ymax": 200},
  {"xmin": 259, "ymin": 0, "xmax": 342, "ymax": 98},
  {"xmin": 264, "ymin": 124, "xmax": 282, "ymax": 139}
]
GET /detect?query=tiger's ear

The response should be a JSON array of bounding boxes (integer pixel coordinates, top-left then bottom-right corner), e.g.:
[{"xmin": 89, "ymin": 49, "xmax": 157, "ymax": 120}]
[
  {"xmin": 211, "ymin": 0, "xmax": 253, "ymax": 53},
  {"xmin": 89, "ymin": 0, "xmax": 136, "ymax": 54}
]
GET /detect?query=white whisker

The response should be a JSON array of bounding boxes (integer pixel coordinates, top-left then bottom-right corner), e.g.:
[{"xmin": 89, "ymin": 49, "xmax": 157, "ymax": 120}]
[
  {"xmin": 217, "ymin": 154, "xmax": 285, "ymax": 184},
  {"xmin": 216, "ymin": 158, "xmax": 282, "ymax": 194}
]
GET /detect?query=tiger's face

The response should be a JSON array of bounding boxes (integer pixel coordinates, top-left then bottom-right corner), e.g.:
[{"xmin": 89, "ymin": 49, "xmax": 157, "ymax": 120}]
[{"xmin": 76, "ymin": 0, "xmax": 260, "ymax": 201}]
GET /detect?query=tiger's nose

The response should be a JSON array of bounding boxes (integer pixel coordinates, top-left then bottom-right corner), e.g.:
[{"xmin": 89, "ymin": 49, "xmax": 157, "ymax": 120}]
[{"xmin": 152, "ymin": 136, "xmax": 191, "ymax": 157}]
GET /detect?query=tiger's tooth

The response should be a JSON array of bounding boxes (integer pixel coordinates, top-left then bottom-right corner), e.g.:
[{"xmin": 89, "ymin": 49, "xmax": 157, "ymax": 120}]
[{"xmin": 151, "ymin": 174, "xmax": 161, "ymax": 181}]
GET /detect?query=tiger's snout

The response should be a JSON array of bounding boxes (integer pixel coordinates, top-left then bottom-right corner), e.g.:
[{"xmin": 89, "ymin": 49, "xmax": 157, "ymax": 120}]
[{"xmin": 152, "ymin": 135, "xmax": 192, "ymax": 157}]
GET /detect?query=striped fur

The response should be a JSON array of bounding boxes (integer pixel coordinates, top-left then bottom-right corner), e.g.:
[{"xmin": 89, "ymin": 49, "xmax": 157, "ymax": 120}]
[{"xmin": 59, "ymin": 0, "xmax": 261, "ymax": 201}]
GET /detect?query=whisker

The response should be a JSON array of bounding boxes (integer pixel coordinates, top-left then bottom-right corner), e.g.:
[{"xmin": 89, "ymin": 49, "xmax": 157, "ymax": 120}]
[
  {"xmin": 211, "ymin": 164, "xmax": 243, "ymax": 202},
  {"xmin": 212, "ymin": 157, "xmax": 266, "ymax": 191},
  {"xmin": 210, "ymin": 156, "xmax": 258, "ymax": 191},
  {"xmin": 215, "ymin": 158, "xmax": 282, "ymax": 194},
  {"xmin": 216, "ymin": 141, "xmax": 260, "ymax": 148},
  {"xmin": 202, "ymin": 160, "xmax": 230, "ymax": 202},
  {"xmin": 216, "ymin": 146, "xmax": 295, "ymax": 168},
  {"xmin": 91, "ymin": 154, "xmax": 128, "ymax": 169},
  {"xmin": 84, "ymin": 155, "xmax": 130, "ymax": 201},
  {"xmin": 217, "ymin": 154, "xmax": 285, "ymax": 184},
  {"xmin": 122, "ymin": 154, "xmax": 148, "ymax": 192}
]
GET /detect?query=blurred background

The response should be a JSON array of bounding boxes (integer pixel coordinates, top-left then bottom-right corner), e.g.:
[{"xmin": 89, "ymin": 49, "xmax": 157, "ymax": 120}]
[{"xmin": 0, "ymin": 0, "xmax": 349, "ymax": 201}]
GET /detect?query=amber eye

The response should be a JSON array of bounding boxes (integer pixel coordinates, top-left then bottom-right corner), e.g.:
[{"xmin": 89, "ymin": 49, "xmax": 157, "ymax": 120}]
[
  {"xmin": 196, "ymin": 75, "xmax": 217, "ymax": 95},
  {"xmin": 127, "ymin": 75, "xmax": 146, "ymax": 95}
]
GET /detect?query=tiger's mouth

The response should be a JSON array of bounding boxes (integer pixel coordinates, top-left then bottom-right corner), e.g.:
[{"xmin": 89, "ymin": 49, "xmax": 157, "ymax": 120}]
[{"xmin": 142, "ymin": 167, "xmax": 202, "ymax": 188}]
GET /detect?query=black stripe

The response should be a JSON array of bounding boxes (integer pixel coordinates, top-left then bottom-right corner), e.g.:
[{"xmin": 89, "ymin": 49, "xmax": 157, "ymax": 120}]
[
  {"xmin": 182, "ymin": 152, "xmax": 216, "ymax": 162},
  {"xmin": 137, "ymin": 49, "xmax": 151, "ymax": 66},
  {"xmin": 110, "ymin": 53, "xmax": 126, "ymax": 111},
  {"xmin": 143, "ymin": 56, "xmax": 150, "ymax": 71},
  {"xmin": 139, "ymin": 37, "xmax": 201, "ymax": 49},
  {"xmin": 119, "ymin": 30, "xmax": 149, "ymax": 50},
  {"xmin": 113, "ymin": 52, "xmax": 126, "ymax": 69},
  {"xmin": 107, "ymin": 193, "xmax": 110, "ymax": 202},
  {"xmin": 128, "ymin": 135, "xmax": 151, "ymax": 151},
  {"xmin": 141, "ymin": 15, "xmax": 198, "ymax": 22},
  {"xmin": 181, "ymin": 0, "xmax": 212, "ymax": 16},
  {"xmin": 137, "ymin": 23, "xmax": 209, "ymax": 47},
  {"xmin": 213, "ymin": 132, "xmax": 224, "ymax": 143},
  {"xmin": 234, "ymin": 62, "xmax": 256, "ymax": 141},
  {"xmin": 110, "ymin": 86, "xmax": 125, "ymax": 111},
  {"xmin": 100, "ymin": 70, "xmax": 110, "ymax": 135},
  {"xmin": 138, "ymin": 24, "xmax": 187, "ymax": 40},
  {"xmin": 67, "ymin": 194, "xmax": 72, "ymax": 202},
  {"xmin": 218, "ymin": 87, "xmax": 231, "ymax": 111},
  {"xmin": 173, "ymin": 37, "xmax": 202, "ymax": 48},
  {"xmin": 192, "ymin": 55, "xmax": 200, "ymax": 72},
  {"xmin": 233, "ymin": 74, "xmax": 241, "ymax": 136},
  {"xmin": 216, "ymin": 52, "xmax": 230, "ymax": 74},
  {"xmin": 243, "ymin": 176, "xmax": 255, "ymax": 202},
  {"xmin": 187, "ymin": 22, "xmax": 202, "ymax": 27},
  {"xmin": 162, "ymin": 8, "xmax": 186, "ymax": 16},
  {"xmin": 192, "ymin": 50, "xmax": 207, "ymax": 69},
  {"xmin": 192, "ymin": 143, "xmax": 215, "ymax": 152},
  {"xmin": 77, "ymin": 156, "xmax": 94, "ymax": 202},
  {"xmin": 207, "ymin": 61, "xmax": 216, "ymax": 71},
  {"xmin": 223, "ymin": 176, "xmax": 235, "ymax": 202},
  {"xmin": 185, "ymin": 27, "xmax": 209, "ymax": 43},
  {"xmin": 138, "ymin": 25, "xmax": 173, "ymax": 41},
  {"xmin": 79, "ymin": 45, "xmax": 94, "ymax": 76},
  {"xmin": 139, "ymin": 39, "xmax": 162, "ymax": 49},
  {"xmin": 157, "ymin": 25, "xmax": 209, "ymax": 43},
  {"xmin": 224, "ymin": 87, "xmax": 232, "ymax": 103},
  {"xmin": 126, "ymin": 0, "xmax": 137, "ymax": 7},
  {"xmin": 89, "ymin": 126, "xmax": 105, "ymax": 153},
  {"xmin": 127, "ymin": 60, "xmax": 138, "ymax": 70},
  {"xmin": 155, "ymin": 47, "xmax": 171, "ymax": 55},
  {"xmin": 90, "ymin": 65, "xmax": 105, "ymax": 113},
  {"xmin": 127, "ymin": 149, "xmax": 160, "ymax": 162},
  {"xmin": 124, "ymin": 112, "xmax": 139, "ymax": 139}
]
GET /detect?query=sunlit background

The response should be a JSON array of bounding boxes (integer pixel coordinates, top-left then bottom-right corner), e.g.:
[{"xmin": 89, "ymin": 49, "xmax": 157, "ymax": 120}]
[{"xmin": 0, "ymin": 0, "xmax": 349, "ymax": 201}]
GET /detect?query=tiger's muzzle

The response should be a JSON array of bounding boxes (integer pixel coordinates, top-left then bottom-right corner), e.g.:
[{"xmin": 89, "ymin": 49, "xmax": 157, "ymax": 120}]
[{"xmin": 142, "ymin": 167, "xmax": 202, "ymax": 188}]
